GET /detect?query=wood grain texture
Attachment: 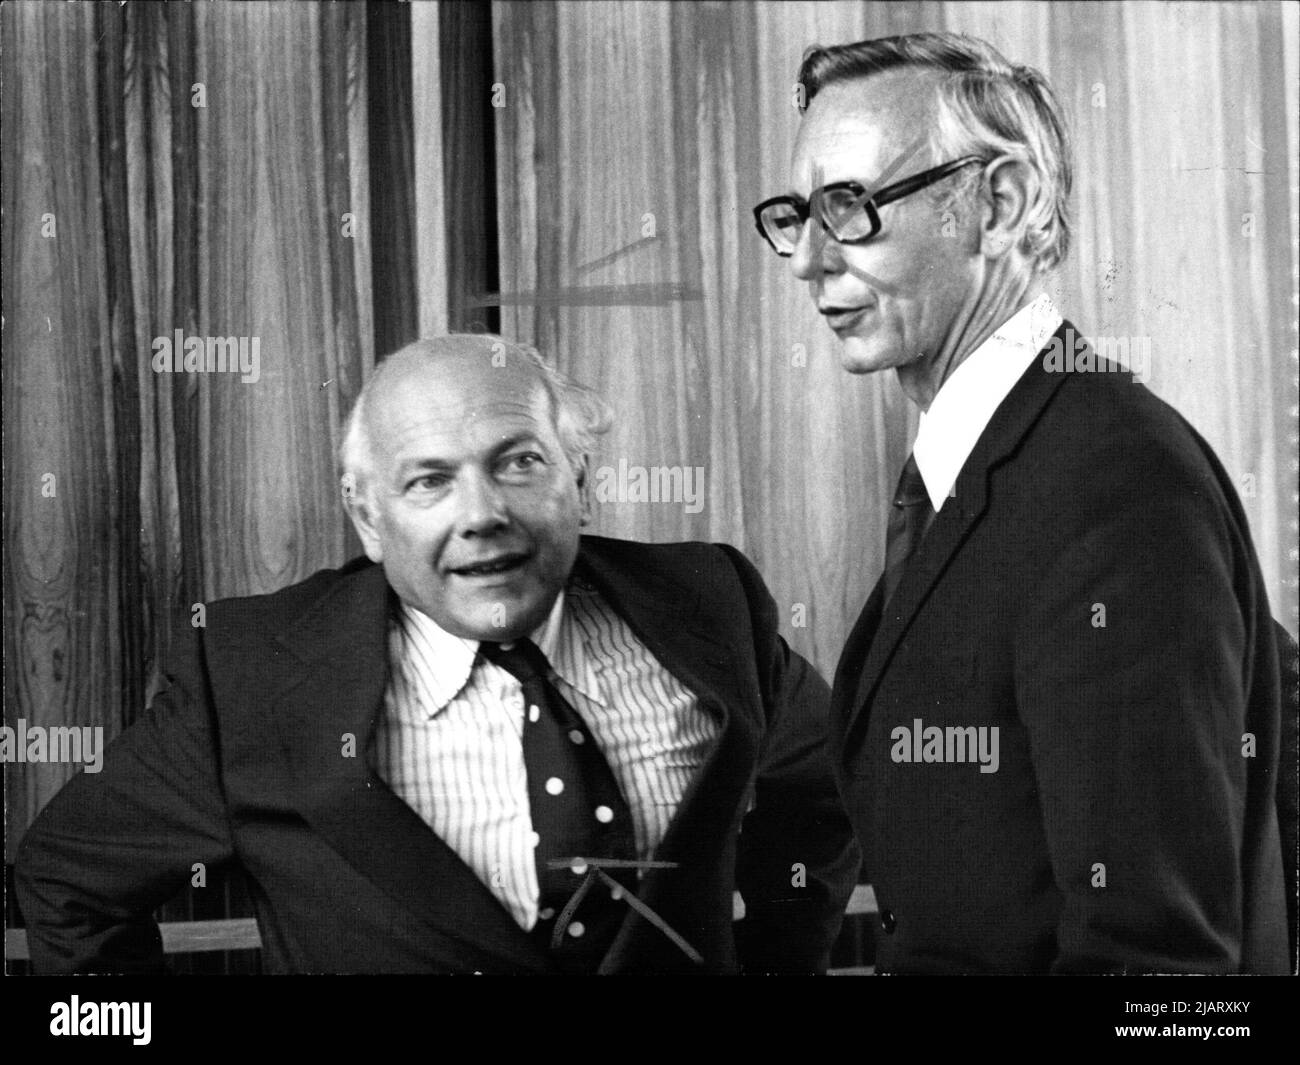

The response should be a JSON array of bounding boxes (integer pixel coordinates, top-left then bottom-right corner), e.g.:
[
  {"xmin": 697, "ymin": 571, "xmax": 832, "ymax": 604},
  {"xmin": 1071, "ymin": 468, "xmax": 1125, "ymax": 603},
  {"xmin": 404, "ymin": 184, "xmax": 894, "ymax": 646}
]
[
  {"xmin": 2, "ymin": 1, "xmax": 129, "ymax": 856},
  {"xmin": 413, "ymin": 1, "xmax": 449, "ymax": 338},
  {"xmin": 438, "ymin": 0, "xmax": 500, "ymax": 334},
  {"xmin": 489, "ymin": 0, "xmax": 1300, "ymax": 682},
  {"xmin": 3, "ymin": 1, "xmax": 377, "ymax": 852},
  {"xmin": 367, "ymin": 0, "xmax": 419, "ymax": 356},
  {"xmin": 413, "ymin": 0, "xmax": 503, "ymax": 338}
]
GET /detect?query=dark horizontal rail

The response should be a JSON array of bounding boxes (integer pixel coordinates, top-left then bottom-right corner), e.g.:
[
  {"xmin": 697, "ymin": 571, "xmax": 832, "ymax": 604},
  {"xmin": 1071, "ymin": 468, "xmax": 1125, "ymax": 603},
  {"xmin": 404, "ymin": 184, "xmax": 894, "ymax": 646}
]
[{"xmin": 6, "ymin": 886, "xmax": 879, "ymax": 963}]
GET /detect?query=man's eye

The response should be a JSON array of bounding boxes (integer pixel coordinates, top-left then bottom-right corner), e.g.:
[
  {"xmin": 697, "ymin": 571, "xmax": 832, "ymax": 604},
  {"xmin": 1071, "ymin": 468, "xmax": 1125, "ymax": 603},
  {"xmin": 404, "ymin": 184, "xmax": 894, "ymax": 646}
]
[
  {"xmin": 773, "ymin": 210, "xmax": 804, "ymax": 233},
  {"xmin": 502, "ymin": 452, "xmax": 544, "ymax": 473},
  {"xmin": 822, "ymin": 189, "xmax": 865, "ymax": 219},
  {"xmin": 408, "ymin": 473, "xmax": 450, "ymax": 492}
]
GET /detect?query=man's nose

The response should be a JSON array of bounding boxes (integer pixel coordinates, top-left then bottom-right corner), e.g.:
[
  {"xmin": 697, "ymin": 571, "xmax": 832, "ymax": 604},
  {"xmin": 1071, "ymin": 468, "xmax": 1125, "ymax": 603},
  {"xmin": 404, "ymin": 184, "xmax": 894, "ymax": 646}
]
[
  {"xmin": 457, "ymin": 470, "xmax": 509, "ymax": 536},
  {"xmin": 789, "ymin": 215, "xmax": 842, "ymax": 282}
]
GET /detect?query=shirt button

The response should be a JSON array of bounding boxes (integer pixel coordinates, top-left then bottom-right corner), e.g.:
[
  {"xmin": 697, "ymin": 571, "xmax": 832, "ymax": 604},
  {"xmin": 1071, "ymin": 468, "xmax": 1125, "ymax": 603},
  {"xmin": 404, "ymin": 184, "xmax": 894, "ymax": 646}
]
[
  {"xmin": 568, "ymin": 729, "xmax": 585, "ymax": 745},
  {"xmin": 545, "ymin": 776, "xmax": 564, "ymax": 795},
  {"xmin": 538, "ymin": 907, "xmax": 555, "ymax": 921},
  {"xmin": 567, "ymin": 922, "xmax": 585, "ymax": 938},
  {"xmin": 594, "ymin": 805, "xmax": 614, "ymax": 823},
  {"xmin": 529, "ymin": 704, "xmax": 541, "ymax": 723},
  {"xmin": 880, "ymin": 909, "xmax": 897, "ymax": 934},
  {"xmin": 527, "ymin": 831, "xmax": 540, "ymax": 848}
]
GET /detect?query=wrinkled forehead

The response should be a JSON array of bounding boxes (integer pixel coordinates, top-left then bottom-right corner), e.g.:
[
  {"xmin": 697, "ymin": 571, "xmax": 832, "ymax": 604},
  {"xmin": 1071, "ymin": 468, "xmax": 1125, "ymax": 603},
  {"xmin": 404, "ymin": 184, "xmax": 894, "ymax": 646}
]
[
  {"xmin": 368, "ymin": 355, "xmax": 555, "ymax": 464},
  {"xmin": 790, "ymin": 71, "xmax": 940, "ymax": 194}
]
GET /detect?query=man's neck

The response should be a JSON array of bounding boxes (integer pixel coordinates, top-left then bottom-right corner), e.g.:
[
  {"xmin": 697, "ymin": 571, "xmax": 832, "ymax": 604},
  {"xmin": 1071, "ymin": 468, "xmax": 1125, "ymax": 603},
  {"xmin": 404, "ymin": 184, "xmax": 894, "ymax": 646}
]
[{"xmin": 897, "ymin": 267, "xmax": 1042, "ymax": 412}]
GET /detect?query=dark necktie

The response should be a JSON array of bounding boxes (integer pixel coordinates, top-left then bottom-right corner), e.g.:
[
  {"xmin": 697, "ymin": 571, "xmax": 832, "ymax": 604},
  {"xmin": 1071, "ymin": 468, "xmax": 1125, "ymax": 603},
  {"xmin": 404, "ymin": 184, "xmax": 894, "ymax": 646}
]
[
  {"xmin": 882, "ymin": 453, "xmax": 936, "ymax": 606},
  {"xmin": 477, "ymin": 638, "xmax": 637, "ymax": 971}
]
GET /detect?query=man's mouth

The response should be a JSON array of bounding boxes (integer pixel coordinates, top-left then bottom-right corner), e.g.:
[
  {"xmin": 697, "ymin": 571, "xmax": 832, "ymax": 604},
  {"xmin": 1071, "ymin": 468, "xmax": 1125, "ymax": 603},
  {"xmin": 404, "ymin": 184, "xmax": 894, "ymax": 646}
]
[
  {"xmin": 448, "ymin": 552, "xmax": 531, "ymax": 578},
  {"xmin": 819, "ymin": 305, "xmax": 874, "ymax": 332}
]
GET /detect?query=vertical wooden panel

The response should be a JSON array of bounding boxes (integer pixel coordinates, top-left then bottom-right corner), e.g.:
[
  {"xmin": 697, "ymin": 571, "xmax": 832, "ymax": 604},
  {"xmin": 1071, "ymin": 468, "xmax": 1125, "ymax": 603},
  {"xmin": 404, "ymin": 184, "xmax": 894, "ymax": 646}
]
[
  {"xmin": 368, "ymin": 0, "xmax": 418, "ymax": 356},
  {"xmin": 541, "ymin": 0, "xmax": 703, "ymax": 544},
  {"xmin": 346, "ymin": 2, "xmax": 376, "ymax": 384},
  {"xmin": 99, "ymin": 1, "xmax": 146, "ymax": 727},
  {"xmin": 413, "ymin": 0, "xmax": 502, "ymax": 338},
  {"xmin": 4, "ymin": 1, "xmax": 378, "ymax": 853},
  {"xmin": 168, "ymin": 0, "xmax": 207, "ymax": 619},
  {"xmin": 121, "ymin": 0, "xmax": 191, "ymax": 708},
  {"xmin": 1255, "ymin": 0, "xmax": 1300, "ymax": 637},
  {"xmin": 493, "ymin": 0, "xmax": 563, "ymax": 355},
  {"xmin": 412, "ymin": 2, "xmax": 449, "ymax": 338},
  {"xmin": 438, "ymin": 0, "xmax": 500, "ymax": 334},
  {"xmin": 2, "ymin": 1, "xmax": 122, "ymax": 855},
  {"xmin": 189, "ymin": 0, "xmax": 367, "ymax": 598}
]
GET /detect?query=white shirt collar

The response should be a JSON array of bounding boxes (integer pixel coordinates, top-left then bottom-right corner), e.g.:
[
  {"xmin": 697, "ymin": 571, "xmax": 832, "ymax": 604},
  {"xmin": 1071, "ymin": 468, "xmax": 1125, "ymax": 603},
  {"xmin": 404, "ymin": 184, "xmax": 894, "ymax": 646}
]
[
  {"xmin": 394, "ymin": 587, "xmax": 607, "ymax": 717},
  {"xmin": 912, "ymin": 294, "xmax": 1063, "ymax": 511}
]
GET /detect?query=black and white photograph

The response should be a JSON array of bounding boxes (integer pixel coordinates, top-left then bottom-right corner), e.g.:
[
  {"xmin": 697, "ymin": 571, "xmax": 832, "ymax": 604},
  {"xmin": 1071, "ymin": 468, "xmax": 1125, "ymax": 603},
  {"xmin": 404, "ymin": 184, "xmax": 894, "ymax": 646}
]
[{"xmin": 2, "ymin": 0, "xmax": 1297, "ymax": 1045}]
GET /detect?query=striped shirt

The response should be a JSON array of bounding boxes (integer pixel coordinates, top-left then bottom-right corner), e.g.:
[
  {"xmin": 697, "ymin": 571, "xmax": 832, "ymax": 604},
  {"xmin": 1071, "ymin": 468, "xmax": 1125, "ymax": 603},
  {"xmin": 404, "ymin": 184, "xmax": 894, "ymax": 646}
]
[{"xmin": 371, "ymin": 577, "xmax": 718, "ymax": 931}]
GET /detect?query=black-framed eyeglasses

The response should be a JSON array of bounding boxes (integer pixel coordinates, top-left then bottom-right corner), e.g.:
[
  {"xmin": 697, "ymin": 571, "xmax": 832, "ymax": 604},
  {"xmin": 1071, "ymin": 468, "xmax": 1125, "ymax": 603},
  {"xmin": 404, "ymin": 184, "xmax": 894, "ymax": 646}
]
[{"xmin": 752, "ymin": 156, "xmax": 986, "ymax": 257}]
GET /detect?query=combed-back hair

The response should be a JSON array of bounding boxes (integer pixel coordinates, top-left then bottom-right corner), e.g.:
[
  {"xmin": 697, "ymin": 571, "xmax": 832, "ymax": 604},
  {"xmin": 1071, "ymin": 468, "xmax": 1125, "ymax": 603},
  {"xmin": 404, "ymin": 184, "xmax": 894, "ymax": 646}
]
[{"xmin": 798, "ymin": 32, "xmax": 1073, "ymax": 270}]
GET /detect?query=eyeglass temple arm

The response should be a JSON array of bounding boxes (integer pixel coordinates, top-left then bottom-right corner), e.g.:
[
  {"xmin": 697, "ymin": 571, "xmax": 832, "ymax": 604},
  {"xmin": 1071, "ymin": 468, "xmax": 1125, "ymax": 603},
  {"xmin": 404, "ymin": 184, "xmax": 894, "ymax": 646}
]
[{"xmin": 871, "ymin": 156, "xmax": 986, "ymax": 209}]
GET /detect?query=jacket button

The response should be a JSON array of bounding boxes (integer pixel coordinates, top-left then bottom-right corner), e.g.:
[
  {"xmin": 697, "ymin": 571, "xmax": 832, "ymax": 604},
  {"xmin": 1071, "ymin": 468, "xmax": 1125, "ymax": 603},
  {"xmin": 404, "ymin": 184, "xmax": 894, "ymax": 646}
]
[{"xmin": 880, "ymin": 909, "xmax": 896, "ymax": 934}]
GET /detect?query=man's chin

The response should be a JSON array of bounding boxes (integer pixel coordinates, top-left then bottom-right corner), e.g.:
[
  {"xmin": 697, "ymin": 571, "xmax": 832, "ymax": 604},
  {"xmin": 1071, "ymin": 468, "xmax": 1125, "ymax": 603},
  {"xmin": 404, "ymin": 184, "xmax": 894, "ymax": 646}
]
[{"xmin": 836, "ymin": 333, "xmax": 901, "ymax": 375}]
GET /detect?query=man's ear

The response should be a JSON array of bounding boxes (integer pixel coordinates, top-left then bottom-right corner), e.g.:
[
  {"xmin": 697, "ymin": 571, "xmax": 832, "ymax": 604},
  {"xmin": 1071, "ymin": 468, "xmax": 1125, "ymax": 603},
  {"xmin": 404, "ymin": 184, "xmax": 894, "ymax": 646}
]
[
  {"xmin": 574, "ymin": 455, "xmax": 593, "ymax": 527},
  {"xmin": 978, "ymin": 153, "xmax": 1038, "ymax": 261},
  {"xmin": 341, "ymin": 475, "xmax": 384, "ymax": 562}
]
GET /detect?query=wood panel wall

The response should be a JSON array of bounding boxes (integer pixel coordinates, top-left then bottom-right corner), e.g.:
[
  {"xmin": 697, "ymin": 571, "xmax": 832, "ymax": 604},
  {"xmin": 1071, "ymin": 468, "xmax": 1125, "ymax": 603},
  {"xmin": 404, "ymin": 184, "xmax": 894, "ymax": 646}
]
[
  {"xmin": 489, "ymin": 0, "xmax": 1300, "ymax": 681},
  {"xmin": 2, "ymin": 0, "xmax": 381, "ymax": 854}
]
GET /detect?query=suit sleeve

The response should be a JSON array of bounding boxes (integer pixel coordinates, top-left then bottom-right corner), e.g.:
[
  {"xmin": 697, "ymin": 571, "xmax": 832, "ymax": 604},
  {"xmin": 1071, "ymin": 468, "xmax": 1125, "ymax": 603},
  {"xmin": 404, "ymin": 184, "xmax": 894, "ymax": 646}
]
[
  {"xmin": 14, "ymin": 619, "xmax": 236, "ymax": 973},
  {"xmin": 1014, "ymin": 461, "xmax": 1265, "ymax": 973},
  {"xmin": 1272, "ymin": 620, "xmax": 1298, "ymax": 964},
  {"xmin": 716, "ymin": 544, "xmax": 861, "ymax": 974}
]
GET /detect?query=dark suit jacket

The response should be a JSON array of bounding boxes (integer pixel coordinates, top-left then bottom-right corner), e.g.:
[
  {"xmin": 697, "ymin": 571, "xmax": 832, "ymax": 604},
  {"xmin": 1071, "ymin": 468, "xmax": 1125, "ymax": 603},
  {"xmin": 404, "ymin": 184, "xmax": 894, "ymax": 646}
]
[
  {"xmin": 16, "ymin": 536, "xmax": 858, "ymax": 974},
  {"xmin": 831, "ymin": 321, "xmax": 1289, "ymax": 974}
]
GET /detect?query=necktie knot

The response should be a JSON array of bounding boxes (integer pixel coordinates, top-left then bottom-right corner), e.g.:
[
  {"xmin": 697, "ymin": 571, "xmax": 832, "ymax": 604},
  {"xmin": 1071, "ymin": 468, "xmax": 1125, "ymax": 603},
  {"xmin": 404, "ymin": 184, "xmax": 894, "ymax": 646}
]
[
  {"xmin": 893, "ymin": 454, "xmax": 930, "ymax": 509},
  {"xmin": 478, "ymin": 638, "xmax": 550, "ymax": 685}
]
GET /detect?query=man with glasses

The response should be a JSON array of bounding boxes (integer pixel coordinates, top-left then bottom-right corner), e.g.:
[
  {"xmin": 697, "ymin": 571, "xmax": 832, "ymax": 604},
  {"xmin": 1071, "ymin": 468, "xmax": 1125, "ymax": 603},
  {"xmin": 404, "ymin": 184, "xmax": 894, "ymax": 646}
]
[{"xmin": 754, "ymin": 32, "xmax": 1289, "ymax": 973}]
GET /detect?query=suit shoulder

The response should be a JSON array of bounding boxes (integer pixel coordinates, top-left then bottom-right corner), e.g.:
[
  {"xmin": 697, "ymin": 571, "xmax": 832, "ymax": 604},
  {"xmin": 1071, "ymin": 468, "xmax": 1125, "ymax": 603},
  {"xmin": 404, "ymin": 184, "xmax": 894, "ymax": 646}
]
[
  {"xmin": 1031, "ymin": 363, "xmax": 1238, "ymax": 512},
  {"xmin": 577, "ymin": 535, "xmax": 772, "ymax": 615},
  {"xmin": 204, "ymin": 556, "xmax": 378, "ymax": 627},
  {"xmin": 1011, "ymin": 362, "xmax": 1252, "ymax": 576},
  {"xmin": 578, "ymin": 534, "xmax": 739, "ymax": 578}
]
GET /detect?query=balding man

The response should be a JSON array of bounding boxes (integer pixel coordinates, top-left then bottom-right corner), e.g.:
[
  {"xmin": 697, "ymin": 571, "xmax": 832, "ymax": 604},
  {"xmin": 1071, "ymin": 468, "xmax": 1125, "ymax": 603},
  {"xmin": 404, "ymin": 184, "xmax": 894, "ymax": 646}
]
[
  {"xmin": 15, "ymin": 336, "xmax": 858, "ymax": 975},
  {"xmin": 754, "ymin": 32, "xmax": 1289, "ymax": 972}
]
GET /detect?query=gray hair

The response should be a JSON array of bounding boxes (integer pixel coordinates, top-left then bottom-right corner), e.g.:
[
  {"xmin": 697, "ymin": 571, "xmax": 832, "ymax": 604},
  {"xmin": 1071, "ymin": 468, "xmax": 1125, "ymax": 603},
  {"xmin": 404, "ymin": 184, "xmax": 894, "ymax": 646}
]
[
  {"xmin": 797, "ymin": 32, "xmax": 1073, "ymax": 272},
  {"xmin": 338, "ymin": 335, "xmax": 613, "ymax": 498}
]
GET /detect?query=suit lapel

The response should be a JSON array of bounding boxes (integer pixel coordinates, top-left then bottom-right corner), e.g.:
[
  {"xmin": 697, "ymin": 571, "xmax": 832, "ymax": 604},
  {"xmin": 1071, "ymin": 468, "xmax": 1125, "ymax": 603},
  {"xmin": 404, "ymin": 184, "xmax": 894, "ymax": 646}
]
[
  {"xmin": 265, "ymin": 542, "xmax": 759, "ymax": 973},
  {"xmin": 574, "ymin": 543, "xmax": 742, "ymax": 716},
  {"xmin": 839, "ymin": 326, "xmax": 1075, "ymax": 750},
  {"xmin": 574, "ymin": 542, "xmax": 761, "ymax": 970},
  {"xmin": 829, "ymin": 579, "xmax": 883, "ymax": 748},
  {"xmin": 268, "ymin": 564, "xmax": 553, "ymax": 973},
  {"xmin": 574, "ymin": 540, "xmax": 759, "ymax": 805}
]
